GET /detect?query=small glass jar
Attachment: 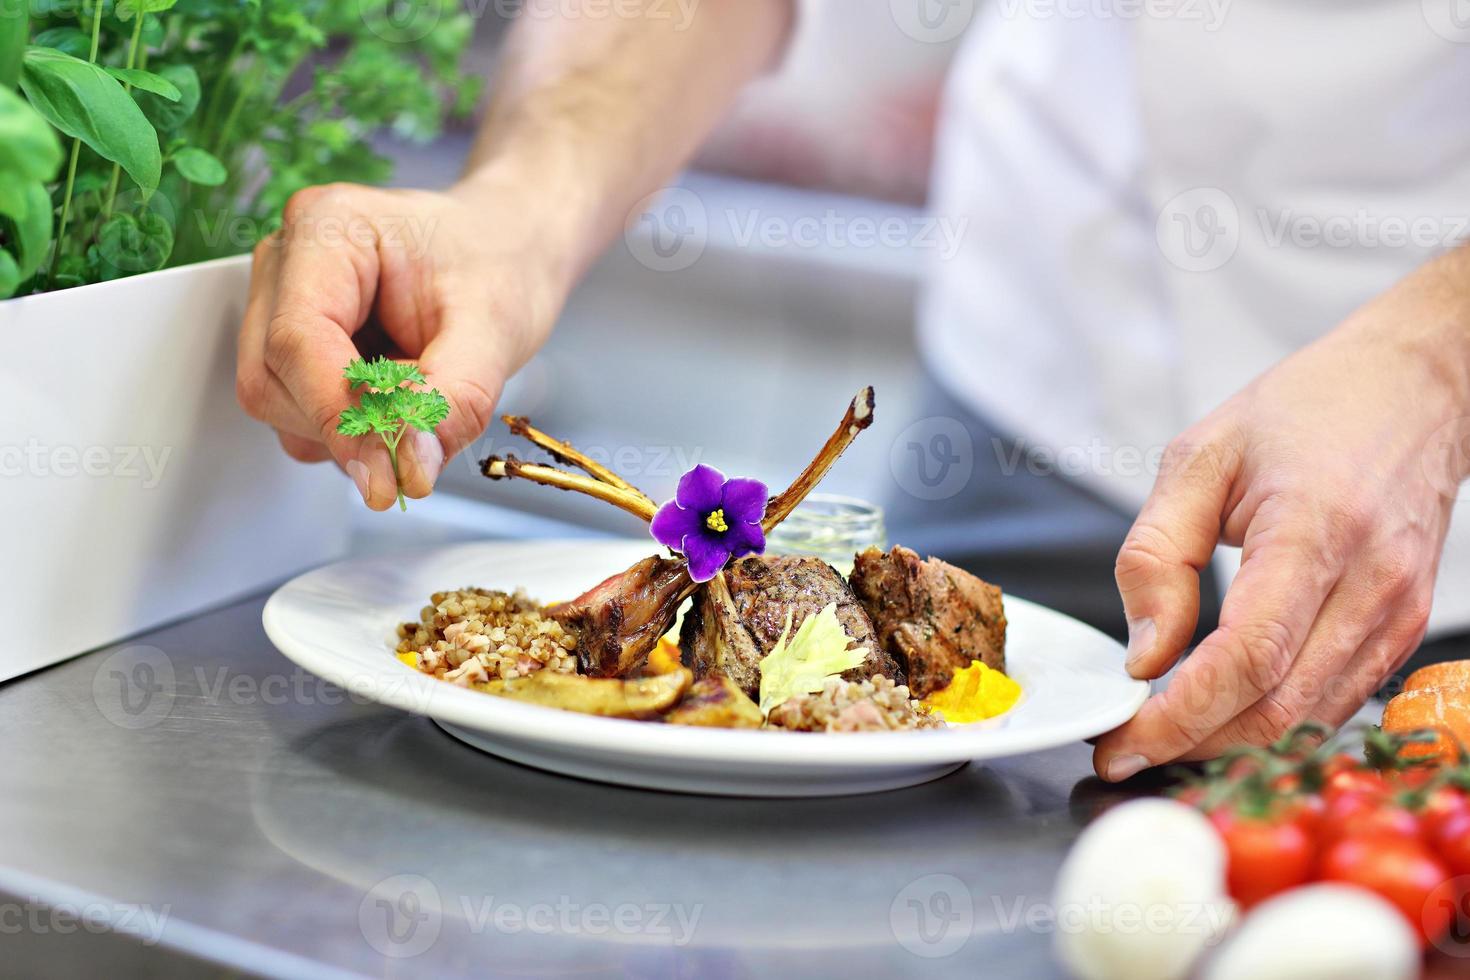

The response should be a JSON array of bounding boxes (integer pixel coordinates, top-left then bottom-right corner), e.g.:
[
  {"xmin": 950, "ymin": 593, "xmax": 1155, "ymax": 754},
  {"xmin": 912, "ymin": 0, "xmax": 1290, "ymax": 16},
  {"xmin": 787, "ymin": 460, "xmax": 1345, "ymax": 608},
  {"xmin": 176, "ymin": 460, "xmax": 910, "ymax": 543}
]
[{"xmin": 766, "ymin": 493, "xmax": 886, "ymax": 576}]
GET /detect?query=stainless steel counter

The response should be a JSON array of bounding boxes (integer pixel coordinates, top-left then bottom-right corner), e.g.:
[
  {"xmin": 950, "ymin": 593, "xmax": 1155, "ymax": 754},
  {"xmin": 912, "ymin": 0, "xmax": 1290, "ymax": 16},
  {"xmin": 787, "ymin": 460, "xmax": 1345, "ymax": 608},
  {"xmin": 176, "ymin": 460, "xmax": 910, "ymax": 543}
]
[{"xmin": 0, "ymin": 577, "xmax": 1161, "ymax": 979}]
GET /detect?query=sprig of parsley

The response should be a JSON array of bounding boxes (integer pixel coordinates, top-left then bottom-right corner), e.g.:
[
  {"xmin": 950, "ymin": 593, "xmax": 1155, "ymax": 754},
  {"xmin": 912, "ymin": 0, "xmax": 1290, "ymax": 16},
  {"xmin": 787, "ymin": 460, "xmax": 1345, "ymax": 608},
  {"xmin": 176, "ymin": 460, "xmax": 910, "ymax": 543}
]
[{"xmin": 336, "ymin": 356, "xmax": 449, "ymax": 511}]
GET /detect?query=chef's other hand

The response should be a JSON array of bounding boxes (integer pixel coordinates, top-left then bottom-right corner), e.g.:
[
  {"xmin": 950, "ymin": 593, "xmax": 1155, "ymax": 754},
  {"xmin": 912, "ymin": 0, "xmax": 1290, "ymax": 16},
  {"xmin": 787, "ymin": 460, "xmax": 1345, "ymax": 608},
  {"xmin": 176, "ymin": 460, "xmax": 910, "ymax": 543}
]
[
  {"xmin": 235, "ymin": 177, "xmax": 562, "ymax": 510},
  {"xmin": 1095, "ymin": 248, "xmax": 1470, "ymax": 780}
]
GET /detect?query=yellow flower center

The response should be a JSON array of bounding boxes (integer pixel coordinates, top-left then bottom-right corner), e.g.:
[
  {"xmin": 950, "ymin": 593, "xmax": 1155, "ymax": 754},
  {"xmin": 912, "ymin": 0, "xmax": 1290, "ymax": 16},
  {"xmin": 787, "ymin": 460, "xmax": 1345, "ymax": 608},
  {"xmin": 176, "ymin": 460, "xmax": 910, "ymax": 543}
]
[{"xmin": 705, "ymin": 508, "xmax": 728, "ymax": 533}]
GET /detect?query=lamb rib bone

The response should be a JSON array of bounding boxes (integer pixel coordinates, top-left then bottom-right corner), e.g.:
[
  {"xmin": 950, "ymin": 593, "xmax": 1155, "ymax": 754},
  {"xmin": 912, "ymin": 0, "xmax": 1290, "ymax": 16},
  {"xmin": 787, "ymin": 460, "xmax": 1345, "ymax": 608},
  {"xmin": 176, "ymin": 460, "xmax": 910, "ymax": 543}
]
[
  {"xmin": 500, "ymin": 414, "xmax": 654, "ymax": 505},
  {"xmin": 761, "ymin": 386, "xmax": 874, "ymax": 532},
  {"xmin": 480, "ymin": 454, "xmax": 658, "ymax": 523}
]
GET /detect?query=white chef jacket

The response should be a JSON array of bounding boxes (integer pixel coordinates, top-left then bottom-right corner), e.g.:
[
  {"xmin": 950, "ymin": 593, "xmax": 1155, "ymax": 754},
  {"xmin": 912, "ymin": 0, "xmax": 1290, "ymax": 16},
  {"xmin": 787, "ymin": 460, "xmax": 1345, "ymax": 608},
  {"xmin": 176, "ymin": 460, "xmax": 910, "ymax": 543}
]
[{"xmin": 921, "ymin": 0, "xmax": 1470, "ymax": 634}]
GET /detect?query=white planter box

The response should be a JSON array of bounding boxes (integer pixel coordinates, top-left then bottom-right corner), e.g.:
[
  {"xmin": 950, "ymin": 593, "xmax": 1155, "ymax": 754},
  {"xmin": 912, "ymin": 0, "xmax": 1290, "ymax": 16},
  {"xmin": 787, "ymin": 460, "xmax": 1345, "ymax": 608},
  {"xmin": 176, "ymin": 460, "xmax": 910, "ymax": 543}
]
[{"xmin": 0, "ymin": 255, "xmax": 351, "ymax": 681}]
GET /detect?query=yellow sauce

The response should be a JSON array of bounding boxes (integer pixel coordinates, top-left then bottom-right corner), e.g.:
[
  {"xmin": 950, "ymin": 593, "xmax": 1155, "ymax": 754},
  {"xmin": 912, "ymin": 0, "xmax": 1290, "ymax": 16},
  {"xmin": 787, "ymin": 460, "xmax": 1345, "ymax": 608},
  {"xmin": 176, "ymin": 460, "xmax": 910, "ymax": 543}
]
[
  {"xmin": 645, "ymin": 637, "xmax": 684, "ymax": 675},
  {"xmin": 922, "ymin": 661, "xmax": 1021, "ymax": 723}
]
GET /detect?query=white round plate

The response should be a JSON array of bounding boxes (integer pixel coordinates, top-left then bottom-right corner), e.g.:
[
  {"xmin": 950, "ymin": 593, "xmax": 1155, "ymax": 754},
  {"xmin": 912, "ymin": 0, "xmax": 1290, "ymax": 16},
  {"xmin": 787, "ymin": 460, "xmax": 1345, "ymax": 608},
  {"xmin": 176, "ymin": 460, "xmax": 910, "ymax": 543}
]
[{"xmin": 263, "ymin": 539, "xmax": 1147, "ymax": 797}]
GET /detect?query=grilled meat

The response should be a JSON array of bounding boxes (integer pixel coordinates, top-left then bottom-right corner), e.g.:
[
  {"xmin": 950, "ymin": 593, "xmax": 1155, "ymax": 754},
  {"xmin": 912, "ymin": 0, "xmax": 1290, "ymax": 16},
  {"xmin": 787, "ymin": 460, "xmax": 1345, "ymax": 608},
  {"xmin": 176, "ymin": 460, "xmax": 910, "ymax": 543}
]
[
  {"xmin": 680, "ymin": 554, "xmax": 903, "ymax": 697},
  {"xmin": 677, "ymin": 571, "xmax": 763, "ymax": 694},
  {"xmin": 547, "ymin": 555, "xmax": 696, "ymax": 677},
  {"xmin": 849, "ymin": 545, "xmax": 1006, "ymax": 697}
]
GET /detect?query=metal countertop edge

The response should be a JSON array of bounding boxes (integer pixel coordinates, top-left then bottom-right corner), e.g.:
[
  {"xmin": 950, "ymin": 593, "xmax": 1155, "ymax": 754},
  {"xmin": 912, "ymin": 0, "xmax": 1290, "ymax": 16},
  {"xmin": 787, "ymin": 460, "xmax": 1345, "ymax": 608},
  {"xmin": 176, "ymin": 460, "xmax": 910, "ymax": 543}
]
[{"xmin": 0, "ymin": 864, "xmax": 370, "ymax": 980}]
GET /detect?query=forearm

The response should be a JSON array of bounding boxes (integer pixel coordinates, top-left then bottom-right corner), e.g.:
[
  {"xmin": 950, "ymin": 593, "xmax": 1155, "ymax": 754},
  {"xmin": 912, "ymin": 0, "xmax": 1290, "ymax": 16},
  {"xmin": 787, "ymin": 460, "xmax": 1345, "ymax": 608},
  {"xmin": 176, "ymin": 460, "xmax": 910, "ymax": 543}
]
[
  {"xmin": 1392, "ymin": 244, "xmax": 1470, "ymax": 410},
  {"xmin": 454, "ymin": 0, "xmax": 793, "ymax": 289}
]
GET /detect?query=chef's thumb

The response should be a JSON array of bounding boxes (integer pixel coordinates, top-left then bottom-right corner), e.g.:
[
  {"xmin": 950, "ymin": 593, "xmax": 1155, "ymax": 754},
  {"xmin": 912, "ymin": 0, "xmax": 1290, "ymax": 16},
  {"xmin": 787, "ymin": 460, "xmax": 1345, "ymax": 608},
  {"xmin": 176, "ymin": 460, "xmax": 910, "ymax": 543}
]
[{"xmin": 395, "ymin": 317, "xmax": 508, "ymax": 500}]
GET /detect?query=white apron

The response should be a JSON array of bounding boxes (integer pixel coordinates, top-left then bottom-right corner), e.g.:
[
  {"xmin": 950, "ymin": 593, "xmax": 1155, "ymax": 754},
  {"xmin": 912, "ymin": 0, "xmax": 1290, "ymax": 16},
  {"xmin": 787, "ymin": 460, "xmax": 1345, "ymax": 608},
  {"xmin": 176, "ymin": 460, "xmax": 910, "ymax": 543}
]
[{"xmin": 923, "ymin": 0, "xmax": 1470, "ymax": 634}]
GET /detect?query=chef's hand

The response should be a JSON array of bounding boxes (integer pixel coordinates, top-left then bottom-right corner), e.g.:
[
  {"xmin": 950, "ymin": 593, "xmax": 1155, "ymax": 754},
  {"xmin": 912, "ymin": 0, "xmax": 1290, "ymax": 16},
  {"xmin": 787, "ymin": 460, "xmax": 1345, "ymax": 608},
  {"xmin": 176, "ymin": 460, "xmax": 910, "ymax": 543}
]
[
  {"xmin": 235, "ymin": 2, "xmax": 792, "ymax": 510},
  {"xmin": 1095, "ymin": 248, "xmax": 1470, "ymax": 781},
  {"xmin": 235, "ymin": 174, "xmax": 565, "ymax": 510}
]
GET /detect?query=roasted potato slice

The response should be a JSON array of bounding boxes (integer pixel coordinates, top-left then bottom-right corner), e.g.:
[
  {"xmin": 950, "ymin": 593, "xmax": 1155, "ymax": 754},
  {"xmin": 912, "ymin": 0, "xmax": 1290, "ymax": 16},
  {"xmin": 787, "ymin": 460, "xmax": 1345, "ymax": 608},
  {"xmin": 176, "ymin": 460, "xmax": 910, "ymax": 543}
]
[
  {"xmin": 663, "ymin": 676, "xmax": 763, "ymax": 729},
  {"xmin": 475, "ymin": 668, "xmax": 692, "ymax": 719}
]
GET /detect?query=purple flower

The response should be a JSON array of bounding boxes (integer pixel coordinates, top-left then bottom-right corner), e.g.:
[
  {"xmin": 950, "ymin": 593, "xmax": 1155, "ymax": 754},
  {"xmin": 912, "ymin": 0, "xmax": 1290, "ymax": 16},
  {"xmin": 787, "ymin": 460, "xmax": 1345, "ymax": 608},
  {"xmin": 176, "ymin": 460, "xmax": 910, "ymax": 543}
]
[{"xmin": 650, "ymin": 464, "xmax": 768, "ymax": 582}]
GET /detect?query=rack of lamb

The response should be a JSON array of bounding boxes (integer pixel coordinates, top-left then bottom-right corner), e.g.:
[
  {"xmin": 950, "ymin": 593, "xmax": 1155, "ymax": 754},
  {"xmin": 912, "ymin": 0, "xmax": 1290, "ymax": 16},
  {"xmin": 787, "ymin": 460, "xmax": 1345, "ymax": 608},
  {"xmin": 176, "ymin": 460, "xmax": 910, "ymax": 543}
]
[{"xmin": 479, "ymin": 388, "xmax": 1007, "ymax": 714}]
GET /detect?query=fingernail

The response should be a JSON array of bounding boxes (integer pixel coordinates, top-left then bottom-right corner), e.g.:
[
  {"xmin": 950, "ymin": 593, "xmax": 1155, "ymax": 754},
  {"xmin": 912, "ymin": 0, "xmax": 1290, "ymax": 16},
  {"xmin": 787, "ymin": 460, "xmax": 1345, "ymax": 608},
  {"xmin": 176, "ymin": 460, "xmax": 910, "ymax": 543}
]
[
  {"xmin": 412, "ymin": 429, "xmax": 444, "ymax": 487},
  {"xmin": 346, "ymin": 458, "xmax": 371, "ymax": 504},
  {"xmin": 1125, "ymin": 617, "xmax": 1156, "ymax": 674},
  {"xmin": 1105, "ymin": 754, "xmax": 1150, "ymax": 782}
]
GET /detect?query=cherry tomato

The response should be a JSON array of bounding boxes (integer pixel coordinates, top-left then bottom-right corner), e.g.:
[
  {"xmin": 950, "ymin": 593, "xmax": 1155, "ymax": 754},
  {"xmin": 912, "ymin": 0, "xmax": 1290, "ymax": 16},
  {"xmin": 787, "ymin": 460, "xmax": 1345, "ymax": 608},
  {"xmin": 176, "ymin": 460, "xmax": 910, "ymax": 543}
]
[
  {"xmin": 1320, "ymin": 836, "xmax": 1453, "ymax": 946},
  {"xmin": 1278, "ymin": 793, "xmax": 1327, "ymax": 839},
  {"xmin": 1324, "ymin": 767, "xmax": 1389, "ymax": 803},
  {"xmin": 1211, "ymin": 810, "xmax": 1315, "ymax": 909},
  {"xmin": 1273, "ymin": 772, "xmax": 1303, "ymax": 794},
  {"xmin": 1321, "ymin": 794, "xmax": 1422, "ymax": 848},
  {"xmin": 1324, "ymin": 752, "xmax": 1367, "ymax": 778},
  {"xmin": 1433, "ymin": 809, "xmax": 1470, "ymax": 877},
  {"xmin": 1393, "ymin": 766, "xmax": 1439, "ymax": 791},
  {"xmin": 1418, "ymin": 787, "xmax": 1470, "ymax": 843}
]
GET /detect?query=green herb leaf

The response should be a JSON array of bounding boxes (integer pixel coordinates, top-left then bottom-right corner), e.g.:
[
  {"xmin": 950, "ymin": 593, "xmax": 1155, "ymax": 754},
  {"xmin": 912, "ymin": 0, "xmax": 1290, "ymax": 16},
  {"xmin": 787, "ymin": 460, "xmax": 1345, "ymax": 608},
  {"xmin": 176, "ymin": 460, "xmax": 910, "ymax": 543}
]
[
  {"xmin": 343, "ymin": 355, "xmax": 426, "ymax": 392},
  {"xmin": 30, "ymin": 27, "xmax": 90, "ymax": 60},
  {"xmin": 0, "ymin": 0, "xmax": 23, "ymax": 89},
  {"xmin": 0, "ymin": 85, "xmax": 63, "ymax": 182},
  {"xmin": 757, "ymin": 604, "xmax": 871, "ymax": 716},
  {"xmin": 0, "ymin": 180, "xmax": 54, "ymax": 281},
  {"xmin": 96, "ymin": 210, "xmax": 174, "ymax": 275},
  {"xmin": 336, "ymin": 404, "xmax": 385, "ymax": 438},
  {"xmin": 50, "ymin": 253, "xmax": 88, "ymax": 290},
  {"xmin": 134, "ymin": 64, "xmax": 199, "ymax": 132},
  {"xmin": 335, "ymin": 357, "xmax": 449, "ymax": 511},
  {"xmin": 171, "ymin": 146, "xmax": 226, "ymax": 186},
  {"xmin": 0, "ymin": 249, "xmax": 20, "ymax": 300},
  {"xmin": 394, "ymin": 388, "xmax": 451, "ymax": 433},
  {"xmin": 105, "ymin": 67, "xmax": 182, "ymax": 102},
  {"xmin": 19, "ymin": 46, "xmax": 161, "ymax": 193},
  {"xmin": 115, "ymin": 0, "xmax": 181, "ymax": 23}
]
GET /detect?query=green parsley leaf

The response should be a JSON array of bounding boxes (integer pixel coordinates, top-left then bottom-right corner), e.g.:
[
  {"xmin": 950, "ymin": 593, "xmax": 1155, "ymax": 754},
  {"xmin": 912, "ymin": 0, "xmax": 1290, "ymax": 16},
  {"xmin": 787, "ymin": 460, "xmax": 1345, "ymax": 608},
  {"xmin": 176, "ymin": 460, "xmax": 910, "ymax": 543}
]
[
  {"xmin": 342, "ymin": 355, "xmax": 427, "ymax": 392},
  {"xmin": 335, "ymin": 406, "xmax": 376, "ymax": 438},
  {"xmin": 395, "ymin": 388, "xmax": 451, "ymax": 432},
  {"xmin": 335, "ymin": 357, "xmax": 450, "ymax": 511}
]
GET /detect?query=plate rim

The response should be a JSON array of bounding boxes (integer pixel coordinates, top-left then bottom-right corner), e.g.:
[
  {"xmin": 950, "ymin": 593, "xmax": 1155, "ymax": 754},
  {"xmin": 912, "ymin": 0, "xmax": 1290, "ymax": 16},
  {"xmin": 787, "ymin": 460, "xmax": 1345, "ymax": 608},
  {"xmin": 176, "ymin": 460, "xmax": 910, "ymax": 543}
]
[{"xmin": 261, "ymin": 538, "xmax": 1149, "ymax": 768}]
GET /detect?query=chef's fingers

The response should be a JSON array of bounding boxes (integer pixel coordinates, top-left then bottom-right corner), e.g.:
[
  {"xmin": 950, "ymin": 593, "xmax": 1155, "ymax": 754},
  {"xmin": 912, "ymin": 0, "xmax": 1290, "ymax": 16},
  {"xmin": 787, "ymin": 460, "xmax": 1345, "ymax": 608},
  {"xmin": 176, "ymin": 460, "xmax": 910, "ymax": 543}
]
[
  {"xmin": 1182, "ymin": 579, "xmax": 1373, "ymax": 760},
  {"xmin": 1303, "ymin": 584, "xmax": 1433, "ymax": 732},
  {"xmin": 264, "ymin": 192, "xmax": 399, "ymax": 510},
  {"xmin": 277, "ymin": 431, "xmax": 333, "ymax": 464},
  {"xmin": 237, "ymin": 235, "xmax": 323, "ymax": 440},
  {"xmin": 1095, "ymin": 521, "xmax": 1336, "ymax": 781},
  {"xmin": 394, "ymin": 303, "xmax": 509, "ymax": 499},
  {"xmin": 1114, "ymin": 428, "xmax": 1242, "ymax": 680}
]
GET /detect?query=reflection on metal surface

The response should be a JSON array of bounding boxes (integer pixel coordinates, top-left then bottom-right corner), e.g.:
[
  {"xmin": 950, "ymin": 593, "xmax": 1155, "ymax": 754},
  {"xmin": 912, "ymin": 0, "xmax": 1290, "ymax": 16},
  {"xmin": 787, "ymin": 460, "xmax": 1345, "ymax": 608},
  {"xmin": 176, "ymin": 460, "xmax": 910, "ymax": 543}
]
[{"xmin": 248, "ymin": 714, "xmax": 1036, "ymax": 955}]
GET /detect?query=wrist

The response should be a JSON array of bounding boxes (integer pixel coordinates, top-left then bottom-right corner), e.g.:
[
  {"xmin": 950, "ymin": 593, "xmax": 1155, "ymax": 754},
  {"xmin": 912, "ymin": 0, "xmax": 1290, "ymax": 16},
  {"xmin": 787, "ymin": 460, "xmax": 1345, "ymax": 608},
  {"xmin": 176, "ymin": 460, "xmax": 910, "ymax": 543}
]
[
  {"xmin": 448, "ymin": 145, "xmax": 596, "ymax": 306},
  {"xmin": 1414, "ymin": 246, "xmax": 1470, "ymax": 411},
  {"xmin": 1347, "ymin": 246, "xmax": 1470, "ymax": 415}
]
